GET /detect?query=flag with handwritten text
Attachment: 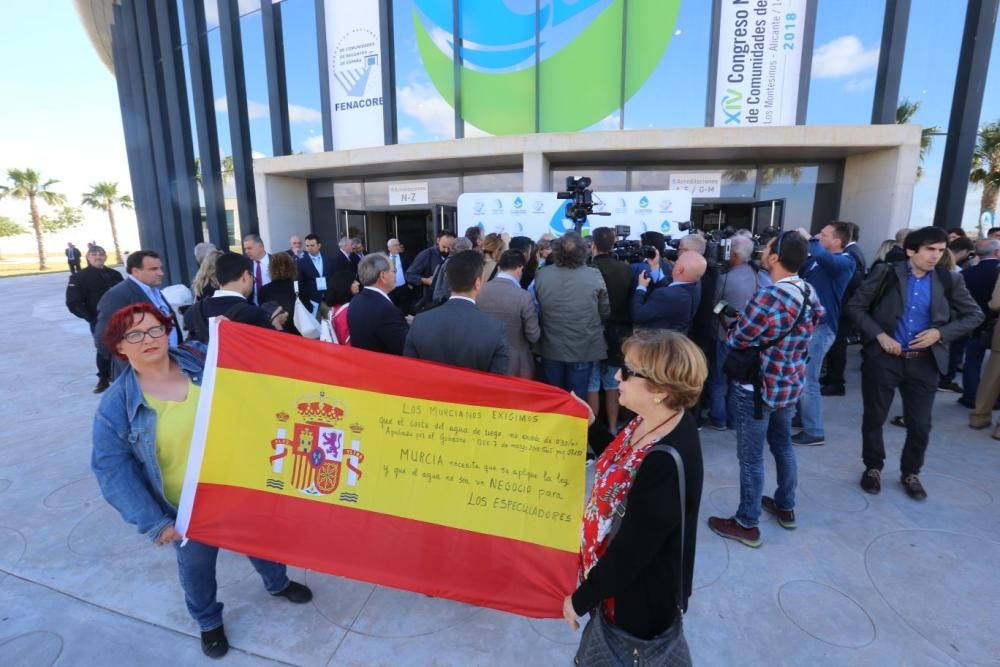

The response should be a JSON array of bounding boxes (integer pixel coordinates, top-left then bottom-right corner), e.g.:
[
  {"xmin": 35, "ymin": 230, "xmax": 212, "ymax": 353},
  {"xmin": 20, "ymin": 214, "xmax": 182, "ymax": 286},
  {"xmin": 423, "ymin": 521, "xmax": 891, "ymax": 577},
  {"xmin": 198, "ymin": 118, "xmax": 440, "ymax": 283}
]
[{"xmin": 176, "ymin": 320, "xmax": 589, "ymax": 618}]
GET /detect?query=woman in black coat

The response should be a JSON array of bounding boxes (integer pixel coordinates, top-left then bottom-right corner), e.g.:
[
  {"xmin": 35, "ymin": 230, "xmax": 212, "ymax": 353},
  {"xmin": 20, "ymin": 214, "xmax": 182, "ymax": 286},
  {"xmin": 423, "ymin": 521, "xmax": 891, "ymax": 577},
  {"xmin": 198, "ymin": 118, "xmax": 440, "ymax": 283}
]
[{"xmin": 259, "ymin": 252, "xmax": 305, "ymax": 336}]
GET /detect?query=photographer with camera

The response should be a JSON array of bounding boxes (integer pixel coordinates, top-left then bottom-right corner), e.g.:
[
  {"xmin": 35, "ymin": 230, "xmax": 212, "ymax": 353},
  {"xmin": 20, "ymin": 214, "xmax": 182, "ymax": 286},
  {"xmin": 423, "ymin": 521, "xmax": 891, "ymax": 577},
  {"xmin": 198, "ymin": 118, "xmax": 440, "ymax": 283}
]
[
  {"xmin": 708, "ymin": 232, "xmax": 824, "ymax": 548},
  {"xmin": 706, "ymin": 235, "xmax": 771, "ymax": 430},
  {"xmin": 630, "ymin": 250, "xmax": 707, "ymax": 335},
  {"xmin": 628, "ymin": 232, "xmax": 670, "ymax": 291}
]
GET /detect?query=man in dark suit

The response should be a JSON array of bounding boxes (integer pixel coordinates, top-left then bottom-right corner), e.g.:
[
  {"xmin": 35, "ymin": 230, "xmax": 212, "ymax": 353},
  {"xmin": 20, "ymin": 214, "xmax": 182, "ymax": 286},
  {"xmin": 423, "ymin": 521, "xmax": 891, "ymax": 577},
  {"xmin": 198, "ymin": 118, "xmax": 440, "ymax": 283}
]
[
  {"xmin": 94, "ymin": 250, "xmax": 184, "ymax": 379},
  {"xmin": 331, "ymin": 237, "xmax": 357, "ymax": 276},
  {"xmin": 67, "ymin": 245, "xmax": 124, "ymax": 392},
  {"xmin": 296, "ymin": 234, "xmax": 336, "ymax": 312},
  {"xmin": 184, "ymin": 252, "xmax": 288, "ymax": 342},
  {"xmin": 848, "ymin": 226, "xmax": 982, "ymax": 500},
  {"xmin": 405, "ymin": 231, "xmax": 455, "ymax": 308},
  {"xmin": 822, "ymin": 222, "xmax": 868, "ymax": 396},
  {"xmin": 404, "ymin": 250, "xmax": 509, "ymax": 374},
  {"xmin": 66, "ymin": 242, "xmax": 82, "ymax": 273},
  {"xmin": 348, "ymin": 253, "xmax": 410, "ymax": 355},
  {"xmin": 350, "ymin": 237, "xmax": 365, "ymax": 273},
  {"xmin": 476, "ymin": 250, "xmax": 539, "ymax": 378},
  {"xmin": 630, "ymin": 251, "xmax": 706, "ymax": 334},
  {"xmin": 955, "ymin": 238, "xmax": 1000, "ymax": 407}
]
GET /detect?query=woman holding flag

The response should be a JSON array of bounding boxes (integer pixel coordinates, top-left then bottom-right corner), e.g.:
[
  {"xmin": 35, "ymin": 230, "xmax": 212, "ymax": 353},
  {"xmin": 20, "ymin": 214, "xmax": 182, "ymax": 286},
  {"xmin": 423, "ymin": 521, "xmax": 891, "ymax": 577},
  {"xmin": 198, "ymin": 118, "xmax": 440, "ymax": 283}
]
[
  {"xmin": 565, "ymin": 330, "xmax": 705, "ymax": 665},
  {"xmin": 91, "ymin": 302, "xmax": 312, "ymax": 659}
]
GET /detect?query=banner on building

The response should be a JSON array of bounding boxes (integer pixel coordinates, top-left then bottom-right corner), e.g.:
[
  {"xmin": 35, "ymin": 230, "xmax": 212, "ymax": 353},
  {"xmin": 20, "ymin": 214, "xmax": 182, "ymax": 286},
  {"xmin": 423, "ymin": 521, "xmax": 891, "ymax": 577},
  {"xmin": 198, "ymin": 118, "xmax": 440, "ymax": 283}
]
[
  {"xmin": 457, "ymin": 191, "xmax": 693, "ymax": 240},
  {"xmin": 176, "ymin": 320, "xmax": 588, "ymax": 618},
  {"xmin": 325, "ymin": 0, "xmax": 385, "ymax": 149},
  {"xmin": 711, "ymin": 0, "xmax": 813, "ymax": 127}
]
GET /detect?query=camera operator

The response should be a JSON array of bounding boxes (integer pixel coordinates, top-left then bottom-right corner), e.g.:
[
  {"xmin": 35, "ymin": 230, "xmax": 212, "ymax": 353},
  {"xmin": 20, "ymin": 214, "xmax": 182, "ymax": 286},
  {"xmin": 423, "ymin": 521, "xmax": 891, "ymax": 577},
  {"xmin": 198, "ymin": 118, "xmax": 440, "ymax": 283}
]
[
  {"xmin": 706, "ymin": 235, "xmax": 772, "ymax": 430},
  {"xmin": 628, "ymin": 232, "xmax": 670, "ymax": 291},
  {"xmin": 631, "ymin": 249, "xmax": 706, "ymax": 334},
  {"xmin": 588, "ymin": 227, "xmax": 634, "ymax": 433}
]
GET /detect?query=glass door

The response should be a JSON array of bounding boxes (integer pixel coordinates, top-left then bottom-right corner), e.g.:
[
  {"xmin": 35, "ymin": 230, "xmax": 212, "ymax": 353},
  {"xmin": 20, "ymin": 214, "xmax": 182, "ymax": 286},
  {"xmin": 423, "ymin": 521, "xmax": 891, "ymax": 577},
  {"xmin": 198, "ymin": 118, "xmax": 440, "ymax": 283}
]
[
  {"xmin": 339, "ymin": 210, "xmax": 369, "ymax": 250},
  {"xmin": 434, "ymin": 205, "xmax": 458, "ymax": 237},
  {"xmin": 751, "ymin": 199, "xmax": 785, "ymax": 236}
]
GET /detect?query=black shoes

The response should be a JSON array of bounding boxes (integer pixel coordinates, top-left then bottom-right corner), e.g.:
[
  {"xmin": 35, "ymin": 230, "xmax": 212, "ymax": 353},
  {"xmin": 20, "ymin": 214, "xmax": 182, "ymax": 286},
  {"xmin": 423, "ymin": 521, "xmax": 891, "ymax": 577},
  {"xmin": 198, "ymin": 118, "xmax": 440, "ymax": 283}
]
[
  {"xmin": 272, "ymin": 580, "xmax": 313, "ymax": 604},
  {"xmin": 937, "ymin": 380, "xmax": 963, "ymax": 394},
  {"xmin": 93, "ymin": 377, "xmax": 110, "ymax": 393},
  {"xmin": 201, "ymin": 625, "xmax": 229, "ymax": 659},
  {"xmin": 860, "ymin": 468, "xmax": 881, "ymax": 494},
  {"xmin": 901, "ymin": 474, "xmax": 928, "ymax": 500}
]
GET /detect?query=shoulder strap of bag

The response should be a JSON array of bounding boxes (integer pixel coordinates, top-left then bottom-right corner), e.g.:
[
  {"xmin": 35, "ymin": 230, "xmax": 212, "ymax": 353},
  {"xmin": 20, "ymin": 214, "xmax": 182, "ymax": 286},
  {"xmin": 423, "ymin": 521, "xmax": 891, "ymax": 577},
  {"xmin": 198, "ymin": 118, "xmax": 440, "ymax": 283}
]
[{"xmin": 754, "ymin": 282, "xmax": 811, "ymax": 352}]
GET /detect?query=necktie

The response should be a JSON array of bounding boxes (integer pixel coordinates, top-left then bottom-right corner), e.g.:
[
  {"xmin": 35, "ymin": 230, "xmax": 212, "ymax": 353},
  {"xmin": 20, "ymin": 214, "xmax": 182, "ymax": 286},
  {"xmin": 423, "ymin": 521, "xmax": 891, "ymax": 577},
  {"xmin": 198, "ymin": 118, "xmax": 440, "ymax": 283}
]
[{"xmin": 255, "ymin": 261, "xmax": 263, "ymax": 292}]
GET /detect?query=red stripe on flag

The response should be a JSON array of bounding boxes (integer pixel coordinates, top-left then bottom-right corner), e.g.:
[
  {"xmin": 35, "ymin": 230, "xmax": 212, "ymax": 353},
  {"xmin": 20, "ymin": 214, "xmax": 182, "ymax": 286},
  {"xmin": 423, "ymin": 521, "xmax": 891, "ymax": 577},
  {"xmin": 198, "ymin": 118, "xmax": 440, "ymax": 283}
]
[
  {"xmin": 214, "ymin": 321, "xmax": 587, "ymax": 420},
  {"xmin": 186, "ymin": 483, "xmax": 578, "ymax": 619}
]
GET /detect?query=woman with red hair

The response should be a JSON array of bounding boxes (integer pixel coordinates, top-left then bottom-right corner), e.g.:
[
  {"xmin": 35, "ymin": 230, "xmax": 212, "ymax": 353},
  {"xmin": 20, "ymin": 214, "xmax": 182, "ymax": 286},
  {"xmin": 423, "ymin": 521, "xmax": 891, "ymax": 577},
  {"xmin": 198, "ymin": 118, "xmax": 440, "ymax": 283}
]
[{"xmin": 91, "ymin": 302, "xmax": 312, "ymax": 658}]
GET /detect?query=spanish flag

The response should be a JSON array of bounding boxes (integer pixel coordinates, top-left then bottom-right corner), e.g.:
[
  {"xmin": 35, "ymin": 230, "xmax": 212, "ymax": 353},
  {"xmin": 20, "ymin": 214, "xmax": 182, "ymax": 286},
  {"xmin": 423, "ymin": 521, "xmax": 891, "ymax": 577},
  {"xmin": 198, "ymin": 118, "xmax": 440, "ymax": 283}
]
[{"xmin": 176, "ymin": 320, "xmax": 588, "ymax": 618}]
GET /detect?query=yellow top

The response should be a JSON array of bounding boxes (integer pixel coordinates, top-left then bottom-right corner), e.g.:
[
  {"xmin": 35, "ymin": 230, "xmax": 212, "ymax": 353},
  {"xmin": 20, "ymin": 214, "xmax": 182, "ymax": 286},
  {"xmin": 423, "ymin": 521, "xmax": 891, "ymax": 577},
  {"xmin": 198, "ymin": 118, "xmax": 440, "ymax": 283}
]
[{"xmin": 145, "ymin": 382, "xmax": 201, "ymax": 506}]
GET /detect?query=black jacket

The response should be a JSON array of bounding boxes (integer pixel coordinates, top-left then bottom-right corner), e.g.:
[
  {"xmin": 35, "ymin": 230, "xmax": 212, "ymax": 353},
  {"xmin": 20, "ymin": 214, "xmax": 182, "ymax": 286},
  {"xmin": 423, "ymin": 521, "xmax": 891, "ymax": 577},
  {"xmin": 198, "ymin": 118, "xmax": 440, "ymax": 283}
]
[
  {"xmin": 331, "ymin": 250, "xmax": 356, "ymax": 277},
  {"xmin": 847, "ymin": 262, "xmax": 983, "ymax": 375},
  {"xmin": 347, "ymin": 288, "xmax": 409, "ymax": 355},
  {"xmin": 572, "ymin": 412, "xmax": 703, "ymax": 639},
  {"xmin": 259, "ymin": 279, "xmax": 306, "ymax": 336},
  {"xmin": 403, "ymin": 298, "xmax": 509, "ymax": 373},
  {"xmin": 959, "ymin": 257, "xmax": 1000, "ymax": 334},
  {"xmin": 67, "ymin": 266, "xmax": 123, "ymax": 321},
  {"xmin": 184, "ymin": 295, "xmax": 275, "ymax": 342}
]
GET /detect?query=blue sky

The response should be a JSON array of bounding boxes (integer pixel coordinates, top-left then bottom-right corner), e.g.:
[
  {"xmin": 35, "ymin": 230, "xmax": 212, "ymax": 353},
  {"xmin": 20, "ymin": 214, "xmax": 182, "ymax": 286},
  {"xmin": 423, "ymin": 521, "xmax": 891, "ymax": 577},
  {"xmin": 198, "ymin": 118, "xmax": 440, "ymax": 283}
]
[{"xmin": 2, "ymin": 0, "xmax": 999, "ymax": 248}]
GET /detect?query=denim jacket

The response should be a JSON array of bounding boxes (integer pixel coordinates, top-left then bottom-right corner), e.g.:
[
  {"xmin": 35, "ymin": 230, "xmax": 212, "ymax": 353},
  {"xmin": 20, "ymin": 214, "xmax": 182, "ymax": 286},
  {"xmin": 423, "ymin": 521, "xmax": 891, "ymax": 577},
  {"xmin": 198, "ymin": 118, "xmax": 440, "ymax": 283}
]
[{"xmin": 91, "ymin": 343, "xmax": 207, "ymax": 542}]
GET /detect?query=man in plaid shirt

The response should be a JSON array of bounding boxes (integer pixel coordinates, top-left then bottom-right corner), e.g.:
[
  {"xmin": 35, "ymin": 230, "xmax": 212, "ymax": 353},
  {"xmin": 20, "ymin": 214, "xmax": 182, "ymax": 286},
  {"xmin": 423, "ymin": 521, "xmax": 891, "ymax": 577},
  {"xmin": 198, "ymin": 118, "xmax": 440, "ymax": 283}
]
[{"xmin": 709, "ymin": 232, "xmax": 825, "ymax": 548}]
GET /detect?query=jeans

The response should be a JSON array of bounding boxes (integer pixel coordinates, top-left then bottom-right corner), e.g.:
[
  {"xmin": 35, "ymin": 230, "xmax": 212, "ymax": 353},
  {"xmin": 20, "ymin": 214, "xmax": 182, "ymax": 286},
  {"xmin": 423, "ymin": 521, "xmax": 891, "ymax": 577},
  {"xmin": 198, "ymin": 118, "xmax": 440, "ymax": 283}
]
[
  {"xmin": 174, "ymin": 538, "xmax": 289, "ymax": 631},
  {"xmin": 540, "ymin": 358, "xmax": 592, "ymax": 399},
  {"xmin": 708, "ymin": 341, "xmax": 733, "ymax": 428},
  {"xmin": 798, "ymin": 322, "xmax": 837, "ymax": 438},
  {"xmin": 734, "ymin": 387, "xmax": 797, "ymax": 529},
  {"xmin": 961, "ymin": 335, "xmax": 988, "ymax": 405}
]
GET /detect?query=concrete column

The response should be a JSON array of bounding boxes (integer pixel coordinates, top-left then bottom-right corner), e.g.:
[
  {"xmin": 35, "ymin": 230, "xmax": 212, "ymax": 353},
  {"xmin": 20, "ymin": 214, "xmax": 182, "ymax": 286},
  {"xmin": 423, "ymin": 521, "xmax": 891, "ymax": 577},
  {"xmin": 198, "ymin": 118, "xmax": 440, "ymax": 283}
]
[
  {"xmin": 839, "ymin": 141, "xmax": 920, "ymax": 262},
  {"xmin": 523, "ymin": 151, "xmax": 550, "ymax": 192},
  {"xmin": 255, "ymin": 173, "xmax": 311, "ymax": 253}
]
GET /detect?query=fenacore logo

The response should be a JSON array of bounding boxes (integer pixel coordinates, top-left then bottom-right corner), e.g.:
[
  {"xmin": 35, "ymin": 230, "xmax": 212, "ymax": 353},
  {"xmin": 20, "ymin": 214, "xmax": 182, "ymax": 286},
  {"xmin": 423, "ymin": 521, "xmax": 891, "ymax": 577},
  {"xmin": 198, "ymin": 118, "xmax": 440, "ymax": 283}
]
[
  {"xmin": 721, "ymin": 87, "xmax": 743, "ymax": 125},
  {"xmin": 332, "ymin": 29, "xmax": 384, "ymax": 112},
  {"xmin": 413, "ymin": 0, "xmax": 680, "ymax": 134}
]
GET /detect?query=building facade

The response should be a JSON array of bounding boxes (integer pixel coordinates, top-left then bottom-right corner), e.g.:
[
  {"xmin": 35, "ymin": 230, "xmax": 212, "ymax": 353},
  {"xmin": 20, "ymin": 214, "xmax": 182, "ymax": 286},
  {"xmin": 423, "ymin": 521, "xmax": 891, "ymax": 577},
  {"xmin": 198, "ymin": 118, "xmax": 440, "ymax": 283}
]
[{"xmin": 80, "ymin": 0, "xmax": 997, "ymax": 283}]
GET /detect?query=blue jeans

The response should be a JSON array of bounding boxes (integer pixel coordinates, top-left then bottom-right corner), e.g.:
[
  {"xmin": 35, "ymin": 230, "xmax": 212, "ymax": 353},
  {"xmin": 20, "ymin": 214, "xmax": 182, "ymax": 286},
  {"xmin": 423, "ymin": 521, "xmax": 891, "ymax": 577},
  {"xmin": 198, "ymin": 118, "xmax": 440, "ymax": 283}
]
[
  {"xmin": 174, "ymin": 538, "xmax": 289, "ymax": 631},
  {"xmin": 734, "ymin": 387, "xmax": 798, "ymax": 529},
  {"xmin": 708, "ymin": 341, "xmax": 734, "ymax": 428},
  {"xmin": 961, "ymin": 335, "xmax": 988, "ymax": 405},
  {"xmin": 798, "ymin": 322, "xmax": 836, "ymax": 438},
  {"xmin": 540, "ymin": 358, "xmax": 592, "ymax": 399}
]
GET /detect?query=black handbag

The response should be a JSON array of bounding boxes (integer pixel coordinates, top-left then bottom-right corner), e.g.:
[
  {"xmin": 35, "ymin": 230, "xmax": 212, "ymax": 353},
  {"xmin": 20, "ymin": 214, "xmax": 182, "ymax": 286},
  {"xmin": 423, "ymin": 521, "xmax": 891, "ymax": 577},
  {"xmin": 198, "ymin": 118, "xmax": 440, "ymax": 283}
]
[
  {"xmin": 574, "ymin": 444, "xmax": 692, "ymax": 667},
  {"xmin": 723, "ymin": 283, "xmax": 811, "ymax": 385}
]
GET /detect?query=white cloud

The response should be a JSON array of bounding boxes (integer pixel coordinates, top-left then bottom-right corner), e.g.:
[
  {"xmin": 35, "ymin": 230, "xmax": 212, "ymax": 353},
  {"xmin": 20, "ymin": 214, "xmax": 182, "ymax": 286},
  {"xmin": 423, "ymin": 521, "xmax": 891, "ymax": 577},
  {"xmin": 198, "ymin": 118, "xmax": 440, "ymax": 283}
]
[
  {"xmin": 844, "ymin": 77, "xmax": 875, "ymax": 94},
  {"xmin": 398, "ymin": 127, "xmax": 417, "ymax": 142},
  {"xmin": 288, "ymin": 104, "xmax": 322, "ymax": 123},
  {"xmin": 303, "ymin": 135, "xmax": 325, "ymax": 153},
  {"xmin": 398, "ymin": 82, "xmax": 456, "ymax": 139},
  {"xmin": 812, "ymin": 36, "xmax": 879, "ymax": 79},
  {"xmin": 216, "ymin": 97, "xmax": 321, "ymax": 124},
  {"xmin": 214, "ymin": 96, "xmax": 268, "ymax": 119},
  {"xmin": 251, "ymin": 151, "xmax": 266, "ymax": 160}
]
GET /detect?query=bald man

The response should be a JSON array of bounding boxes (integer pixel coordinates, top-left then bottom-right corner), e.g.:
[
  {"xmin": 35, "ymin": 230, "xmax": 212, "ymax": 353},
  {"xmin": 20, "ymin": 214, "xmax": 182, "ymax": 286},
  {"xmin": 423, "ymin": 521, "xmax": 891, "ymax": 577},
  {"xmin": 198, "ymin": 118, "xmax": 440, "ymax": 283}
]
[{"xmin": 631, "ymin": 250, "xmax": 707, "ymax": 334}]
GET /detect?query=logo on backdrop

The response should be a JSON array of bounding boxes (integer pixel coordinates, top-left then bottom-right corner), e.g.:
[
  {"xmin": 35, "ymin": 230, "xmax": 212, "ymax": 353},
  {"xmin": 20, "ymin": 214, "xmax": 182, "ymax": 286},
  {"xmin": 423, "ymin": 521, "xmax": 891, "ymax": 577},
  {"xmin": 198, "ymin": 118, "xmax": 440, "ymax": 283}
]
[
  {"xmin": 332, "ymin": 29, "xmax": 383, "ymax": 110},
  {"xmin": 412, "ymin": 0, "xmax": 681, "ymax": 134}
]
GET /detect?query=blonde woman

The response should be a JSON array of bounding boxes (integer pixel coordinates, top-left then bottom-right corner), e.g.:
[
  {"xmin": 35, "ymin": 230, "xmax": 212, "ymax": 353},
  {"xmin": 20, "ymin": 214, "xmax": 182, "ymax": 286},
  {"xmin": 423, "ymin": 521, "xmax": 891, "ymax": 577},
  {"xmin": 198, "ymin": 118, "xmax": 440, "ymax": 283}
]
[
  {"xmin": 190, "ymin": 250, "xmax": 222, "ymax": 301},
  {"xmin": 482, "ymin": 233, "xmax": 506, "ymax": 283}
]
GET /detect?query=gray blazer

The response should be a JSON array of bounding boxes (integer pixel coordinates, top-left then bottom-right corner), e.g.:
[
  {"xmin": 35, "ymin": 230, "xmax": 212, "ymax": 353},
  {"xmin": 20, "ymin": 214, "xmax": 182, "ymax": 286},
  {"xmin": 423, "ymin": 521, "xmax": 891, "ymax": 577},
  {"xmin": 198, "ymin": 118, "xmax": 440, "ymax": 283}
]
[
  {"xmin": 534, "ymin": 264, "xmax": 610, "ymax": 362},
  {"xmin": 847, "ymin": 262, "xmax": 982, "ymax": 375},
  {"xmin": 476, "ymin": 275, "xmax": 541, "ymax": 378},
  {"xmin": 404, "ymin": 298, "xmax": 510, "ymax": 374}
]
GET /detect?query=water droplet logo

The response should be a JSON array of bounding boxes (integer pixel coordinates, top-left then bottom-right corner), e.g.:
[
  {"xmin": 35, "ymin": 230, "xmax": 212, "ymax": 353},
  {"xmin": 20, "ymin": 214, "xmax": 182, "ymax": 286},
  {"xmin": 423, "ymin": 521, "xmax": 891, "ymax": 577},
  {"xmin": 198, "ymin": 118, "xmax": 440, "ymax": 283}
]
[
  {"xmin": 413, "ymin": 0, "xmax": 681, "ymax": 134},
  {"xmin": 513, "ymin": 196, "xmax": 524, "ymax": 209},
  {"xmin": 494, "ymin": 198, "xmax": 503, "ymax": 210},
  {"xmin": 639, "ymin": 196, "xmax": 649, "ymax": 209},
  {"xmin": 660, "ymin": 220, "xmax": 672, "ymax": 234}
]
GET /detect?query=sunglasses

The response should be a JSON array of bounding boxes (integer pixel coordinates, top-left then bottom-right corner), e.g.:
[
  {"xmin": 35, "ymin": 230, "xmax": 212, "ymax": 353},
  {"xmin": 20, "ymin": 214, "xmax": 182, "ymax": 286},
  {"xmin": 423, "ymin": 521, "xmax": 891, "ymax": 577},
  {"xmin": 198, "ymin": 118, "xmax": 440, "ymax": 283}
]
[{"xmin": 621, "ymin": 365, "xmax": 647, "ymax": 381}]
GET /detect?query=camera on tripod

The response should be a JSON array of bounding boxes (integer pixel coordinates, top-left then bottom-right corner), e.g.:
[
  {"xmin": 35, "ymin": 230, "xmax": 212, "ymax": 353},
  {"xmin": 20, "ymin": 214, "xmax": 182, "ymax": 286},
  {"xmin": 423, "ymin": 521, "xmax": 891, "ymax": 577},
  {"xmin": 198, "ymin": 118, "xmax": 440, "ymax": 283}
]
[{"xmin": 557, "ymin": 176, "xmax": 610, "ymax": 233}]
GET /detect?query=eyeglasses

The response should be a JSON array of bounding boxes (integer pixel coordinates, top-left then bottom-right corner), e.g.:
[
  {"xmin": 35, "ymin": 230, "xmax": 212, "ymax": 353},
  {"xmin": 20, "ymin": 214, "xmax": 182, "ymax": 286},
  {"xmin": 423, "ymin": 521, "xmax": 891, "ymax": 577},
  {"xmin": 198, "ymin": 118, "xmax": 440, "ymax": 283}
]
[
  {"xmin": 621, "ymin": 365, "xmax": 647, "ymax": 381},
  {"xmin": 122, "ymin": 325, "xmax": 167, "ymax": 344}
]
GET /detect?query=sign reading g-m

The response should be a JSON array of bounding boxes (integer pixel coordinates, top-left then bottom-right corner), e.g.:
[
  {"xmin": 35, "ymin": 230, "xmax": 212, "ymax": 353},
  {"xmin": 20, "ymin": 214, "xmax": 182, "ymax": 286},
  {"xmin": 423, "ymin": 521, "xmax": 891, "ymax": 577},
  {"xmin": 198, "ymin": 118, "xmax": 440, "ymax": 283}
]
[{"xmin": 711, "ymin": 0, "xmax": 813, "ymax": 127}]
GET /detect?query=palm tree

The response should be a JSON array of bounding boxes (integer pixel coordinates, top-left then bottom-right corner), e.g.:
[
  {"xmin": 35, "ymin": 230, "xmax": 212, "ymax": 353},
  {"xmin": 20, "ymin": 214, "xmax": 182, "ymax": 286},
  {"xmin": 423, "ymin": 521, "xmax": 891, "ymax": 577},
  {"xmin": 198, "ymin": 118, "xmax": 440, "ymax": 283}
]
[
  {"xmin": 82, "ymin": 182, "xmax": 132, "ymax": 265},
  {"xmin": 896, "ymin": 98, "xmax": 940, "ymax": 179},
  {"xmin": 970, "ymin": 121, "xmax": 1000, "ymax": 233},
  {"xmin": 0, "ymin": 168, "xmax": 66, "ymax": 270},
  {"xmin": 722, "ymin": 166, "xmax": 803, "ymax": 187}
]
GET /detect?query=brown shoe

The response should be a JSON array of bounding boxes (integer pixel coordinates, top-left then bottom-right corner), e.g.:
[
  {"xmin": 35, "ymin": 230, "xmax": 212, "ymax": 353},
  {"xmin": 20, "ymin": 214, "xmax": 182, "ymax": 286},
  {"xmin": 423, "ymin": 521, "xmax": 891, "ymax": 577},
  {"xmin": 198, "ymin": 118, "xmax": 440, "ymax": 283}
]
[
  {"xmin": 708, "ymin": 516, "xmax": 761, "ymax": 548},
  {"xmin": 93, "ymin": 378, "xmax": 110, "ymax": 394},
  {"xmin": 762, "ymin": 496, "xmax": 796, "ymax": 529},
  {"xmin": 901, "ymin": 474, "xmax": 927, "ymax": 500},
  {"xmin": 860, "ymin": 468, "xmax": 881, "ymax": 495},
  {"xmin": 970, "ymin": 416, "xmax": 992, "ymax": 429}
]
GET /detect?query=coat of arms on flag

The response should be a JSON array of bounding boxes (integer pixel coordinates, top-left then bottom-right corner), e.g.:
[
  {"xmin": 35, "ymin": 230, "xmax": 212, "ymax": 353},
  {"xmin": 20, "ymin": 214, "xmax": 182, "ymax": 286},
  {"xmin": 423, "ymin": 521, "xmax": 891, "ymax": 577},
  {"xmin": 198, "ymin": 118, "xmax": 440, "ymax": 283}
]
[{"xmin": 268, "ymin": 393, "xmax": 364, "ymax": 499}]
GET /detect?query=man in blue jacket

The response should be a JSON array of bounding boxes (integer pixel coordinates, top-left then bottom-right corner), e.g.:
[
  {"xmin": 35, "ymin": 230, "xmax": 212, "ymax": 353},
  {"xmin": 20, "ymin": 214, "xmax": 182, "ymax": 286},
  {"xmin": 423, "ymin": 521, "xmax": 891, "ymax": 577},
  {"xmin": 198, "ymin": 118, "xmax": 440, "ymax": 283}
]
[
  {"xmin": 630, "ymin": 250, "xmax": 707, "ymax": 334},
  {"xmin": 793, "ymin": 222, "xmax": 855, "ymax": 446}
]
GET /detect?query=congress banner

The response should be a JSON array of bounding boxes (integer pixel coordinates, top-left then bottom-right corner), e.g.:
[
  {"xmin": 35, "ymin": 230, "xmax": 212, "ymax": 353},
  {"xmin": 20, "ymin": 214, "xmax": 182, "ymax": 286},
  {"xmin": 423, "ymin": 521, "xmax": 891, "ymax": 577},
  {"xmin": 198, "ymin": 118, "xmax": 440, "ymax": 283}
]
[
  {"xmin": 176, "ymin": 320, "xmax": 588, "ymax": 618},
  {"xmin": 711, "ymin": 0, "xmax": 814, "ymax": 127},
  {"xmin": 325, "ymin": 0, "xmax": 385, "ymax": 149},
  {"xmin": 457, "ymin": 190, "xmax": 693, "ymax": 240}
]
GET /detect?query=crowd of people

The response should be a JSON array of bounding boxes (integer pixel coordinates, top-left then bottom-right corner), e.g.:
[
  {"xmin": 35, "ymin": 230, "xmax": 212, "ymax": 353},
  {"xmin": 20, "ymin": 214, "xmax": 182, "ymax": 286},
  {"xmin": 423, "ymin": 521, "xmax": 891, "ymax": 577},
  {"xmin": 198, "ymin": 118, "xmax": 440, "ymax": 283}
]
[{"xmin": 73, "ymin": 219, "xmax": 996, "ymax": 662}]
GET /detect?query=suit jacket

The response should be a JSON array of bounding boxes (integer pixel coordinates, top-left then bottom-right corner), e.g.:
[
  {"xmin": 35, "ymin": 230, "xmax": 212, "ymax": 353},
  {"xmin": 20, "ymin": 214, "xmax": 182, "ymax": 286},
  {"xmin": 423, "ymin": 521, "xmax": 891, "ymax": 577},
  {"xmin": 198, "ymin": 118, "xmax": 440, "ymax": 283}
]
[
  {"xmin": 348, "ymin": 287, "xmax": 409, "ymax": 355},
  {"xmin": 475, "ymin": 277, "xmax": 539, "ymax": 378},
  {"xmin": 404, "ymin": 298, "xmax": 509, "ymax": 374},
  {"xmin": 296, "ymin": 253, "xmax": 336, "ymax": 305},
  {"xmin": 631, "ymin": 282, "xmax": 696, "ymax": 334},
  {"xmin": 959, "ymin": 257, "xmax": 1000, "ymax": 333},
  {"xmin": 331, "ymin": 250, "xmax": 355, "ymax": 277},
  {"xmin": 67, "ymin": 266, "xmax": 123, "ymax": 321},
  {"xmin": 93, "ymin": 278, "xmax": 184, "ymax": 374},
  {"xmin": 847, "ymin": 262, "xmax": 983, "ymax": 375}
]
